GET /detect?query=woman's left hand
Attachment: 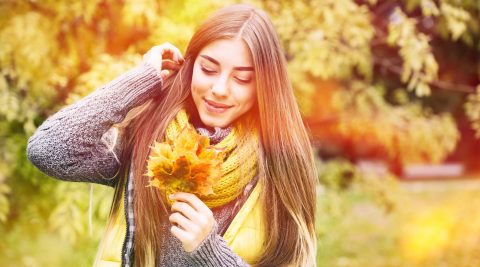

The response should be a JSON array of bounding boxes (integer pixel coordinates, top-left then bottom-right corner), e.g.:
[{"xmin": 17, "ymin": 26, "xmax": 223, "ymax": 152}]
[{"xmin": 169, "ymin": 192, "xmax": 216, "ymax": 252}]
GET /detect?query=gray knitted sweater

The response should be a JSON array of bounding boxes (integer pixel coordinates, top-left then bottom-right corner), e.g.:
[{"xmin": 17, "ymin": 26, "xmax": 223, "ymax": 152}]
[{"xmin": 26, "ymin": 62, "xmax": 255, "ymax": 266}]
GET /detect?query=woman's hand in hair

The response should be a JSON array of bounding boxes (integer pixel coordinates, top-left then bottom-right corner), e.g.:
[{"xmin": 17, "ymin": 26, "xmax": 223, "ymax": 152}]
[
  {"xmin": 168, "ymin": 192, "xmax": 216, "ymax": 252},
  {"xmin": 142, "ymin": 42, "xmax": 184, "ymax": 80}
]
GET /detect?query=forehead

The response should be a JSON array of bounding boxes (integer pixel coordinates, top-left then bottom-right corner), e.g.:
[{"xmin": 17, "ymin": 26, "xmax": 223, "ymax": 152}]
[{"xmin": 198, "ymin": 38, "xmax": 253, "ymax": 67}]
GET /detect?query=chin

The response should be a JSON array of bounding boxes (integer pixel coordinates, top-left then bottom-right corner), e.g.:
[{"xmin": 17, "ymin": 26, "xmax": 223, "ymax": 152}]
[
  {"xmin": 195, "ymin": 111, "xmax": 232, "ymax": 128},
  {"xmin": 199, "ymin": 113, "xmax": 230, "ymax": 128}
]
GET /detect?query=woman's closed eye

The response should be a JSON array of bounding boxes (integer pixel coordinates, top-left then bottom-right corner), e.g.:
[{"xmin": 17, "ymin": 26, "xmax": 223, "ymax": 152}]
[
  {"xmin": 201, "ymin": 66, "xmax": 252, "ymax": 84},
  {"xmin": 201, "ymin": 66, "xmax": 216, "ymax": 74},
  {"xmin": 235, "ymin": 76, "xmax": 252, "ymax": 84}
]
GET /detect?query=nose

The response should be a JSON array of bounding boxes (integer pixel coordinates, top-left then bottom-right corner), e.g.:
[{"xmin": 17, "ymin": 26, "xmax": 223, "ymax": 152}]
[{"xmin": 211, "ymin": 75, "xmax": 229, "ymax": 97}]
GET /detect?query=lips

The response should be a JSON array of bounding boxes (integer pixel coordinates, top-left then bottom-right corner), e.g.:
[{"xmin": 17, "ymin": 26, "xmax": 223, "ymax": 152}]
[
  {"xmin": 204, "ymin": 99, "xmax": 233, "ymax": 108},
  {"xmin": 204, "ymin": 98, "xmax": 233, "ymax": 114}
]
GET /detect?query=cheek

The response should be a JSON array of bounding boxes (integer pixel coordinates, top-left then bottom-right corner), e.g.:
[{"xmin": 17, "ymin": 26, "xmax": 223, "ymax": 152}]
[
  {"xmin": 236, "ymin": 86, "xmax": 257, "ymax": 109},
  {"xmin": 246, "ymin": 92, "xmax": 257, "ymax": 110},
  {"xmin": 191, "ymin": 66, "xmax": 210, "ymax": 94}
]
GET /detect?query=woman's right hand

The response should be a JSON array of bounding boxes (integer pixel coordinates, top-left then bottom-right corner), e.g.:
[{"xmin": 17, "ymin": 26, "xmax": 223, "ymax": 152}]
[{"xmin": 143, "ymin": 43, "xmax": 184, "ymax": 80}]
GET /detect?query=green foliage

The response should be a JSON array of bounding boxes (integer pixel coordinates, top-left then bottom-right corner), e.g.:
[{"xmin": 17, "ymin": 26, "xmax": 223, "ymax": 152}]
[
  {"xmin": 48, "ymin": 183, "xmax": 113, "ymax": 244},
  {"xmin": 315, "ymin": 159, "xmax": 402, "ymax": 265},
  {"xmin": 317, "ymin": 159, "xmax": 402, "ymax": 215},
  {"xmin": 405, "ymin": 0, "xmax": 478, "ymax": 46},
  {"xmin": 0, "ymin": 165, "xmax": 11, "ymax": 223},
  {"xmin": 264, "ymin": 0, "xmax": 375, "ymax": 113},
  {"xmin": 0, "ymin": 11, "xmax": 58, "ymax": 135},
  {"xmin": 387, "ymin": 7, "xmax": 438, "ymax": 97},
  {"xmin": 276, "ymin": 0, "xmax": 375, "ymax": 80},
  {"xmin": 465, "ymin": 85, "xmax": 480, "ymax": 138},
  {"xmin": 0, "ymin": 182, "xmax": 112, "ymax": 267},
  {"xmin": 332, "ymin": 82, "xmax": 459, "ymax": 164},
  {"xmin": 439, "ymin": 2, "xmax": 472, "ymax": 41},
  {"xmin": 68, "ymin": 53, "xmax": 143, "ymax": 104}
]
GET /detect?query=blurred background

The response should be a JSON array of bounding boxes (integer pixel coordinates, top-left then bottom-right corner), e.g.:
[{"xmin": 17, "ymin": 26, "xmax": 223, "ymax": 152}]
[{"xmin": 0, "ymin": 0, "xmax": 479, "ymax": 266}]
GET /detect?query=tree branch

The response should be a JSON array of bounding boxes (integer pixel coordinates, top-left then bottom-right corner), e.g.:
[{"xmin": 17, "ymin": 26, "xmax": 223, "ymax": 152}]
[{"xmin": 374, "ymin": 57, "xmax": 477, "ymax": 93}]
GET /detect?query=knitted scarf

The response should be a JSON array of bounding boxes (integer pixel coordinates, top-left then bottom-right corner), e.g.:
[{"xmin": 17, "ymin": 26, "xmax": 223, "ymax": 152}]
[{"xmin": 161, "ymin": 108, "xmax": 259, "ymax": 208}]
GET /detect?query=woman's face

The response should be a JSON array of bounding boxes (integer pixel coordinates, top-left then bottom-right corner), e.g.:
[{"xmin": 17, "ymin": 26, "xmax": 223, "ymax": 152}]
[{"xmin": 191, "ymin": 38, "xmax": 257, "ymax": 128}]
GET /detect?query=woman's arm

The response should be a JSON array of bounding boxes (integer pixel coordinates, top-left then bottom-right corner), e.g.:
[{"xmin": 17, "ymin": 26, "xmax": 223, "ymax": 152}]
[
  {"xmin": 186, "ymin": 221, "xmax": 251, "ymax": 267},
  {"xmin": 26, "ymin": 62, "xmax": 163, "ymax": 187},
  {"xmin": 169, "ymin": 193, "xmax": 252, "ymax": 266}
]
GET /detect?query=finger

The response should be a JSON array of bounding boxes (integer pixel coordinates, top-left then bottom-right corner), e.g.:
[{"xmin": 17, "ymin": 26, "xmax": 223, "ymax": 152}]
[
  {"xmin": 169, "ymin": 212, "xmax": 199, "ymax": 232},
  {"xmin": 162, "ymin": 60, "xmax": 182, "ymax": 71},
  {"xmin": 170, "ymin": 225, "xmax": 192, "ymax": 244},
  {"xmin": 155, "ymin": 44, "xmax": 177, "ymax": 61},
  {"xmin": 163, "ymin": 48, "xmax": 175, "ymax": 60},
  {"xmin": 166, "ymin": 44, "xmax": 182, "ymax": 62},
  {"xmin": 172, "ymin": 50, "xmax": 179, "ymax": 62},
  {"xmin": 160, "ymin": 70, "xmax": 170, "ymax": 80},
  {"xmin": 161, "ymin": 43, "xmax": 183, "ymax": 63},
  {"xmin": 171, "ymin": 192, "xmax": 211, "ymax": 215},
  {"xmin": 151, "ymin": 46, "xmax": 165, "ymax": 61},
  {"xmin": 170, "ymin": 49, "xmax": 183, "ymax": 63},
  {"xmin": 176, "ymin": 52, "xmax": 184, "ymax": 63},
  {"xmin": 171, "ymin": 201, "xmax": 200, "ymax": 222}
]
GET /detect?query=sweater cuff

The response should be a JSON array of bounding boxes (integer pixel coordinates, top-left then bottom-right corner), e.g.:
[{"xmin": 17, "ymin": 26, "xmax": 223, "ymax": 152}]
[{"xmin": 186, "ymin": 221, "xmax": 251, "ymax": 266}]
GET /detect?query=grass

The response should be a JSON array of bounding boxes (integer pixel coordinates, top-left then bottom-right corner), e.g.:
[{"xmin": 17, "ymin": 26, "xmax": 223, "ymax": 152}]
[{"xmin": 316, "ymin": 178, "xmax": 480, "ymax": 267}]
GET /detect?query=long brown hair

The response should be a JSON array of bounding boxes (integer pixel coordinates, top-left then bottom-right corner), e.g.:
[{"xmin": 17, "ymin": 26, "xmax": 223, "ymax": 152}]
[{"xmin": 109, "ymin": 3, "xmax": 317, "ymax": 266}]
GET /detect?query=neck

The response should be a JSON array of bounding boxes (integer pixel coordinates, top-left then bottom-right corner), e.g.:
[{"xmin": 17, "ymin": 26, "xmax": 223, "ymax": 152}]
[{"xmin": 189, "ymin": 109, "xmax": 232, "ymax": 145}]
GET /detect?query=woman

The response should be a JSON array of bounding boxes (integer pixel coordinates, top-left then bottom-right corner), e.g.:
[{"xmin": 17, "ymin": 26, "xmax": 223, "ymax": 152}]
[{"xmin": 27, "ymin": 3, "xmax": 317, "ymax": 267}]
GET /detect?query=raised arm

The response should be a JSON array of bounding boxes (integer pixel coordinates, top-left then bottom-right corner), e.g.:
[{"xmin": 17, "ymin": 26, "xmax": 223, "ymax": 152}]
[
  {"xmin": 27, "ymin": 43, "xmax": 184, "ymax": 187},
  {"xmin": 26, "ymin": 61, "xmax": 164, "ymax": 187}
]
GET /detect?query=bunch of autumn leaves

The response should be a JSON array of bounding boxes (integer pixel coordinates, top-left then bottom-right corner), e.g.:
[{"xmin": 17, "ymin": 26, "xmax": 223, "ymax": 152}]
[{"xmin": 145, "ymin": 125, "xmax": 225, "ymax": 204}]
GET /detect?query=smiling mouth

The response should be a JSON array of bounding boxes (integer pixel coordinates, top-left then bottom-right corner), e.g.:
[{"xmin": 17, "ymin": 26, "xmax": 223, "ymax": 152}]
[
  {"xmin": 204, "ymin": 99, "xmax": 233, "ymax": 113},
  {"xmin": 204, "ymin": 99, "xmax": 233, "ymax": 108}
]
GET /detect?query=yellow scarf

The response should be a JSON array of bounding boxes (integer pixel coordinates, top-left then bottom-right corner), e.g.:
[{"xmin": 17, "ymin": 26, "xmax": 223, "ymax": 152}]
[{"xmin": 163, "ymin": 108, "xmax": 259, "ymax": 208}]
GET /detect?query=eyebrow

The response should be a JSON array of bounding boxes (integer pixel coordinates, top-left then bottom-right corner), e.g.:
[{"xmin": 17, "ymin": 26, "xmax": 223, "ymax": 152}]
[{"xmin": 200, "ymin": 55, "xmax": 254, "ymax": 71}]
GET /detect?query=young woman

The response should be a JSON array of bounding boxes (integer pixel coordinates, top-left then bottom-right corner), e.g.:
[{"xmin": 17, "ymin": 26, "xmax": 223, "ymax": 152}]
[{"xmin": 27, "ymin": 3, "xmax": 317, "ymax": 267}]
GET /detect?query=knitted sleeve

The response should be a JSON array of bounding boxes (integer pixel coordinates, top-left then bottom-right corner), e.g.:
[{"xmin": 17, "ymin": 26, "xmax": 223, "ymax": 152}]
[
  {"xmin": 26, "ymin": 62, "xmax": 163, "ymax": 187},
  {"xmin": 186, "ymin": 221, "xmax": 251, "ymax": 267}
]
